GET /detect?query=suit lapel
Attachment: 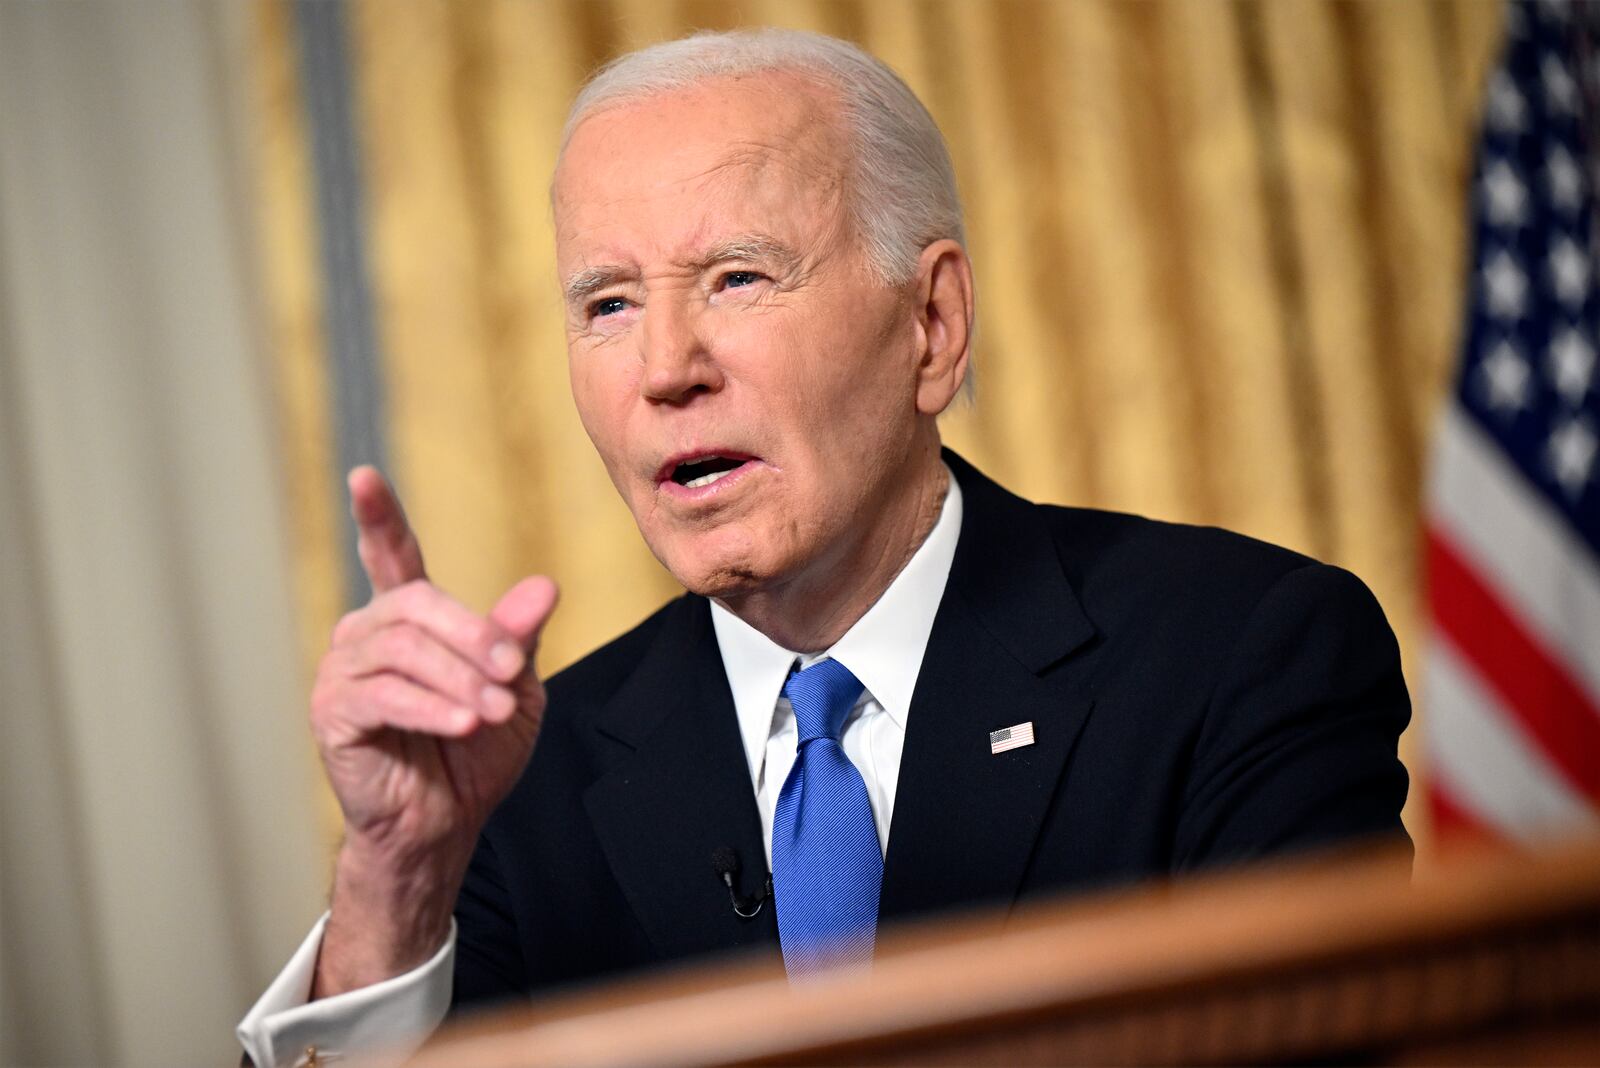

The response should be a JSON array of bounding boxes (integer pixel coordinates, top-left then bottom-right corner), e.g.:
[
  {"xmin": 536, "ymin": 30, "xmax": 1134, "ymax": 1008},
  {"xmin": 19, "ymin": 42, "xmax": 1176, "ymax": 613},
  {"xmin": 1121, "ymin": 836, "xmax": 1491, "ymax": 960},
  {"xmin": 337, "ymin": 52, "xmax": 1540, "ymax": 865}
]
[
  {"xmin": 879, "ymin": 452, "xmax": 1098, "ymax": 924},
  {"xmin": 583, "ymin": 597, "xmax": 779, "ymax": 959}
]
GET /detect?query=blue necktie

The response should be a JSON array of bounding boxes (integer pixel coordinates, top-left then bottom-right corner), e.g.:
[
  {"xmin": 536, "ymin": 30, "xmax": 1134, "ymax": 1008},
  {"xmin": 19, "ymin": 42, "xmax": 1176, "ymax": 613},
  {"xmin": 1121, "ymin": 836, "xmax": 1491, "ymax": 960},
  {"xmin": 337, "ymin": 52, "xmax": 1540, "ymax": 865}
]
[{"xmin": 771, "ymin": 659, "xmax": 882, "ymax": 976}]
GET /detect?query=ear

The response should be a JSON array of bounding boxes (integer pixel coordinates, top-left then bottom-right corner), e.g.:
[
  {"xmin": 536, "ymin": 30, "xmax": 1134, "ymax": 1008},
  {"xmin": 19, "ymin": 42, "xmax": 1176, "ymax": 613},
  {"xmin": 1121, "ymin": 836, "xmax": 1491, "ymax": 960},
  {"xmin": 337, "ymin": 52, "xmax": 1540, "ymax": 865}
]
[{"xmin": 911, "ymin": 239, "xmax": 975, "ymax": 416}]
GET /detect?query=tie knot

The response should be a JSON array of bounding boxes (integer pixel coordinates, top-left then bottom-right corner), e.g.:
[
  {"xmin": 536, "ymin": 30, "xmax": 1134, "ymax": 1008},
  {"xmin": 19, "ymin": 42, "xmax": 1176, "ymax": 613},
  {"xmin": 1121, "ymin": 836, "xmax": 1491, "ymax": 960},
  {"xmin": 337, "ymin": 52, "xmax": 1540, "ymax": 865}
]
[{"xmin": 782, "ymin": 659, "xmax": 864, "ymax": 743}]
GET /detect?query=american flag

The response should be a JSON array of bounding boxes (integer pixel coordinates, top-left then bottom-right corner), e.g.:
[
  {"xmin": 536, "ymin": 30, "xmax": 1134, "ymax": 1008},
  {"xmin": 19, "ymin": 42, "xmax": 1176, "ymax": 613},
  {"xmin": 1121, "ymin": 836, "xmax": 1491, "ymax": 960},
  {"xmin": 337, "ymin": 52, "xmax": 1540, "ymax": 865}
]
[
  {"xmin": 989, "ymin": 722, "xmax": 1035, "ymax": 755},
  {"xmin": 1425, "ymin": 0, "xmax": 1600, "ymax": 844}
]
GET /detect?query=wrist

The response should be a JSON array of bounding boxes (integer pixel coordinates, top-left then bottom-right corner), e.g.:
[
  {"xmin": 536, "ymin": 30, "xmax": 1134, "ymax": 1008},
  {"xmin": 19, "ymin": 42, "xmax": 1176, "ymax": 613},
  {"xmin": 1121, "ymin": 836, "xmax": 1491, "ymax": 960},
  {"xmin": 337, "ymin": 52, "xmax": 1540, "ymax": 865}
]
[{"xmin": 312, "ymin": 837, "xmax": 468, "ymax": 998}]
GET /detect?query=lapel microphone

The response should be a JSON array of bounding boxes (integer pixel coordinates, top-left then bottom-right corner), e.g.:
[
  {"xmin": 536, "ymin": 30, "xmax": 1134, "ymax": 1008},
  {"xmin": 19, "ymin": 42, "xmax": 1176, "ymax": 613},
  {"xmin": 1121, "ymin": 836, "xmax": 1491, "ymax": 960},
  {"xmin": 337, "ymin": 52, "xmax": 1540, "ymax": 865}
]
[{"xmin": 711, "ymin": 847, "xmax": 772, "ymax": 919}]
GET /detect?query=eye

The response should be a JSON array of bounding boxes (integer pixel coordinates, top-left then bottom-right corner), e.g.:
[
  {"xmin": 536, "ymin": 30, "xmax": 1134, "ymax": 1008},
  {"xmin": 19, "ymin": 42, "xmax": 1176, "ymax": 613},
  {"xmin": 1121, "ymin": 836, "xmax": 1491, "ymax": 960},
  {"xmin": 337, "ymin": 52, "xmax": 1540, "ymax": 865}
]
[
  {"xmin": 721, "ymin": 270, "xmax": 764, "ymax": 290},
  {"xmin": 589, "ymin": 296, "xmax": 629, "ymax": 319}
]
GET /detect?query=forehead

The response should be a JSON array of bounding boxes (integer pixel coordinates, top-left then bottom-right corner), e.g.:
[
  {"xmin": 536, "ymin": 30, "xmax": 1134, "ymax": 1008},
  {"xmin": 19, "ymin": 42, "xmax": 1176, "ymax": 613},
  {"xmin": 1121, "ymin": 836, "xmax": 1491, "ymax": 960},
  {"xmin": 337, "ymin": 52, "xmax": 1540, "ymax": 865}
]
[{"xmin": 552, "ymin": 73, "xmax": 851, "ymax": 267}]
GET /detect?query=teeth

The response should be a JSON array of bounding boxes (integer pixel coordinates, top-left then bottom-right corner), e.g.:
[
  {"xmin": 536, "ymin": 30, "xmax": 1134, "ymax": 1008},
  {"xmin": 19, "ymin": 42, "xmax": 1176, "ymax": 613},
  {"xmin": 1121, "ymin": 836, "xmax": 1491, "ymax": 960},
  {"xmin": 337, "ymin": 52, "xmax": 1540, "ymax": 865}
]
[{"xmin": 683, "ymin": 467, "xmax": 737, "ymax": 489}]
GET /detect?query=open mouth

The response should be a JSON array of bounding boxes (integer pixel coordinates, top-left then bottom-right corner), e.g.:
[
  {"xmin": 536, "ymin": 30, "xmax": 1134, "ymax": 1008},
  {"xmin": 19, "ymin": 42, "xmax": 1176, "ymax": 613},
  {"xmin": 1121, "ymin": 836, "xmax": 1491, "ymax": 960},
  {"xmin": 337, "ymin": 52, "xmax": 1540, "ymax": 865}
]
[{"xmin": 669, "ymin": 455, "xmax": 749, "ymax": 490}]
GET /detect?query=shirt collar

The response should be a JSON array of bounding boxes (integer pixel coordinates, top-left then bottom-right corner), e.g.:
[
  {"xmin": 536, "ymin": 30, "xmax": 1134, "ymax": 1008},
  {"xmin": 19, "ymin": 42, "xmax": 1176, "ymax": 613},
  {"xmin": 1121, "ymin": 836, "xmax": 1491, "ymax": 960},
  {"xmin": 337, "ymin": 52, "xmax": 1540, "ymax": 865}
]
[{"xmin": 711, "ymin": 467, "xmax": 965, "ymax": 777}]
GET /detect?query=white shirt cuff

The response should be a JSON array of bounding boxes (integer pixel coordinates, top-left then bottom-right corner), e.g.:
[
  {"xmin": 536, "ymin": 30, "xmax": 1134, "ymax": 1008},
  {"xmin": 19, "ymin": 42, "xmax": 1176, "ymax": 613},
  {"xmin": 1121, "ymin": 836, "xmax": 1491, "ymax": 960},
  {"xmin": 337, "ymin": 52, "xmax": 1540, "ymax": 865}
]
[{"xmin": 236, "ymin": 913, "xmax": 455, "ymax": 1068}]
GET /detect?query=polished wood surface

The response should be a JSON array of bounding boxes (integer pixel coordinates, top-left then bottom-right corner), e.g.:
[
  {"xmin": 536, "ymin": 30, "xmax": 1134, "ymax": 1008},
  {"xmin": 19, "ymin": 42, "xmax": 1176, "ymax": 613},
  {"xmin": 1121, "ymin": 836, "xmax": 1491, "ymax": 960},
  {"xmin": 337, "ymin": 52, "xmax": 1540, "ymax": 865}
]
[{"xmin": 403, "ymin": 840, "xmax": 1600, "ymax": 1067}]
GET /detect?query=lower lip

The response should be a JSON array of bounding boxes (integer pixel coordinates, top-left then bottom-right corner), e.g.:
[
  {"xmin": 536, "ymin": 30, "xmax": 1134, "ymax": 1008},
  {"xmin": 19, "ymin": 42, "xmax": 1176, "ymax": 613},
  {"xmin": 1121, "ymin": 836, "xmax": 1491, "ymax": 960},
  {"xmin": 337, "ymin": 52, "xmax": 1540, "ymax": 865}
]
[{"xmin": 657, "ymin": 459, "xmax": 763, "ymax": 502}]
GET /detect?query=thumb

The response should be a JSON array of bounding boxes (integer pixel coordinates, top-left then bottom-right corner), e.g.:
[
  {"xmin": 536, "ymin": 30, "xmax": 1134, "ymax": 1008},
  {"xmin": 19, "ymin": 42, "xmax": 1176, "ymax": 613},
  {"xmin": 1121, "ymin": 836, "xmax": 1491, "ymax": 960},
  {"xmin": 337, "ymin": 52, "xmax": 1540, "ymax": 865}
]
[{"xmin": 490, "ymin": 576, "xmax": 559, "ymax": 656}]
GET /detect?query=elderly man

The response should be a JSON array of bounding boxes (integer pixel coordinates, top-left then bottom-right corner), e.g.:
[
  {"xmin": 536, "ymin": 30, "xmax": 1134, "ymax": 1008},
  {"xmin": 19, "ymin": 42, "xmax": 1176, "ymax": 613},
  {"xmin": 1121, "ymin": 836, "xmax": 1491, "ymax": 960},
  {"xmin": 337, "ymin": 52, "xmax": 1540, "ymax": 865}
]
[{"xmin": 239, "ymin": 27, "xmax": 1409, "ymax": 1068}]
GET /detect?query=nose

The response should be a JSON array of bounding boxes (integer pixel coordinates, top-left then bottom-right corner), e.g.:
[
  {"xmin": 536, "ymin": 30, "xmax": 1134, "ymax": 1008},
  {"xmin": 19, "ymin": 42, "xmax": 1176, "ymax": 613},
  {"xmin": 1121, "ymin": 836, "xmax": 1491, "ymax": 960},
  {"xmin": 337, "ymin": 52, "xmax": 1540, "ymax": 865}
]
[{"xmin": 639, "ymin": 296, "xmax": 724, "ymax": 404}]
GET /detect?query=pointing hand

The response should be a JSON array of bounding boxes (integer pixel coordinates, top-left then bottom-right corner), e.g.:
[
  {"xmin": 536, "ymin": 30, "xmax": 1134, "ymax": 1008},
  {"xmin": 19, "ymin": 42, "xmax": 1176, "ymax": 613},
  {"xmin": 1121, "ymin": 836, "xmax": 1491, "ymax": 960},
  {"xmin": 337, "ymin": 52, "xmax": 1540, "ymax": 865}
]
[{"xmin": 308, "ymin": 467, "xmax": 558, "ymax": 996}]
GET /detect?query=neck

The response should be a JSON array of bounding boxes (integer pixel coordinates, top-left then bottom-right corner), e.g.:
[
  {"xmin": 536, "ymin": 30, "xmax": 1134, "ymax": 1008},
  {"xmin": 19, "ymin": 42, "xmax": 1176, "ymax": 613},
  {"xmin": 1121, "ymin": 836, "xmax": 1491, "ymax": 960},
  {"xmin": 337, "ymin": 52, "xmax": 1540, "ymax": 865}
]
[{"xmin": 716, "ymin": 442, "xmax": 949, "ymax": 653}]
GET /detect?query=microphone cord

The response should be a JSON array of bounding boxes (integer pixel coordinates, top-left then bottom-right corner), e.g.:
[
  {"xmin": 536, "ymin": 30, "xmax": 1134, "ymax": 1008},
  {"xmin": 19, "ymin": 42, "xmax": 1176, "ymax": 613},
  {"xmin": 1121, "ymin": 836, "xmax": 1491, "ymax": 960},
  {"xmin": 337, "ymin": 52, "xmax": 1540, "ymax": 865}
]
[{"xmin": 711, "ymin": 846, "xmax": 772, "ymax": 919}]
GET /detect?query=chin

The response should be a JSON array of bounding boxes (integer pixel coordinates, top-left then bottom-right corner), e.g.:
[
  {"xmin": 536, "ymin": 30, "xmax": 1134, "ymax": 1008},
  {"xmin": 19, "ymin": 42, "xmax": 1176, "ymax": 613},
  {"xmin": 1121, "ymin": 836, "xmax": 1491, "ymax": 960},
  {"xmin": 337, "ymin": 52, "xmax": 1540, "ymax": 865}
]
[
  {"xmin": 683, "ymin": 564, "xmax": 767, "ymax": 600},
  {"xmin": 664, "ymin": 553, "xmax": 770, "ymax": 600},
  {"xmin": 650, "ymin": 524, "xmax": 797, "ymax": 600}
]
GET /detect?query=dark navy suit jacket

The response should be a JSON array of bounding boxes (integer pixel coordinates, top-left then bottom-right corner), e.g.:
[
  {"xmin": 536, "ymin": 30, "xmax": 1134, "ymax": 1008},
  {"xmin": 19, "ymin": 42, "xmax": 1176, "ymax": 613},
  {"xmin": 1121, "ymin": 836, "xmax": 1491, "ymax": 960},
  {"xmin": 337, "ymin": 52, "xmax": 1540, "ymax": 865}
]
[{"xmin": 450, "ymin": 451, "xmax": 1411, "ymax": 1010}]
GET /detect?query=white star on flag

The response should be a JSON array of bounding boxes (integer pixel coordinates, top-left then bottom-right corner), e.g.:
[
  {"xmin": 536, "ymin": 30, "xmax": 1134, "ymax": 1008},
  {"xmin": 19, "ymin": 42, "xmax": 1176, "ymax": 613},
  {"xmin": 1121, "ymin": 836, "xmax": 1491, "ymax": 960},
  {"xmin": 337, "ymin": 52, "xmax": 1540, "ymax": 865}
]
[
  {"xmin": 1486, "ymin": 69, "xmax": 1528, "ymax": 133},
  {"xmin": 1547, "ymin": 236, "xmax": 1590, "ymax": 307},
  {"xmin": 1547, "ymin": 415, "xmax": 1597, "ymax": 497},
  {"xmin": 1545, "ymin": 143, "xmax": 1586, "ymax": 213},
  {"xmin": 1544, "ymin": 55, "xmax": 1580, "ymax": 113},
  {"xmin": 1483, "ymin": 249, "xmax": 1529, "ymax": 319},
  {"xmin": 1484, "ymin": 159, "xmax": 1529, "ymax": 227},
  {"xmin": 1548, "ymin": 327, "xmax": 1597, "ymax": 405},
  {"xmin": 1481, "ymin": 338, "xmax": 1533, "ymax": 412}
]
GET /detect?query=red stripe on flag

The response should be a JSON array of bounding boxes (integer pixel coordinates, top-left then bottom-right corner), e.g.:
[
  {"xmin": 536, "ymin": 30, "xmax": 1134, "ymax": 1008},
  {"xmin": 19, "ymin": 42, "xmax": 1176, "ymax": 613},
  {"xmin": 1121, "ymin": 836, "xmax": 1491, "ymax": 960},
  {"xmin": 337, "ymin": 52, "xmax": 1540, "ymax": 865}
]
[
  {"xmin": 1426, "ymin": 527, "xmax": 1600, "ymax": 802},
  {"xmin": 1427, "ymin": 779, "xmax": 1501, "ymax": 848}
]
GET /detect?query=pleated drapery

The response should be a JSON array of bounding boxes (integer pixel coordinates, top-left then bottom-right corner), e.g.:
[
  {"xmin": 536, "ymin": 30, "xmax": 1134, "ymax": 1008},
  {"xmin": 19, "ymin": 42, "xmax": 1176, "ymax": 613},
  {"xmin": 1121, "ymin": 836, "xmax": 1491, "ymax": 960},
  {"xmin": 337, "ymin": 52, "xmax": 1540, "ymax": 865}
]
[{"xmin": 254, "ymin": 0, "xmax": 1506, "ymax": 847}]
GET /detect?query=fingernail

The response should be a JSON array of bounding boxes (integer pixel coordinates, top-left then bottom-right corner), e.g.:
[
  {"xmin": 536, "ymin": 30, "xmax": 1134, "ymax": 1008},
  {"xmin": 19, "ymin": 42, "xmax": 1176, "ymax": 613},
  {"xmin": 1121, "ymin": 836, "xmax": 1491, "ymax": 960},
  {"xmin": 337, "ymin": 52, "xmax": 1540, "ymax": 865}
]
[
  {"xmin": 490, "ymin": 641, "xmax": 524, "ymax": 678},
  {"xmin": 450, "ymin": 708, "xmax": 477, "ymax": 732},
  {"xmin": 481, "ymin": 686, "xmax": 514, "ymax": 720}
]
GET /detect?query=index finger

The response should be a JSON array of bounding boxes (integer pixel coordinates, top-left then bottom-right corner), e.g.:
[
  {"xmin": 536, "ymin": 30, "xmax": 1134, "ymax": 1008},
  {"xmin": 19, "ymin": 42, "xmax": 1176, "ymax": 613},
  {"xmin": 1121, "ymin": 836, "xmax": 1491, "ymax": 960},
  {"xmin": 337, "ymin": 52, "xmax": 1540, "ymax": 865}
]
[{"xmin": 349, "ymin": 466, "xmax": 427, "ymax": 595}]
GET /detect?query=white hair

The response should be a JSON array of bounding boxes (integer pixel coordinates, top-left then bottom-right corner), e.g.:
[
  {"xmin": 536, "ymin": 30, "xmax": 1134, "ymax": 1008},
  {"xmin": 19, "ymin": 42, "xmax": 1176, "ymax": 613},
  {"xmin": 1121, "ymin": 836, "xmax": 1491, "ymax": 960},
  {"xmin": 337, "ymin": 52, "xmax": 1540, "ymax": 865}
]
[{"xmin": 560, "ymin": 28, "xmax": 966, "ymax": 287}]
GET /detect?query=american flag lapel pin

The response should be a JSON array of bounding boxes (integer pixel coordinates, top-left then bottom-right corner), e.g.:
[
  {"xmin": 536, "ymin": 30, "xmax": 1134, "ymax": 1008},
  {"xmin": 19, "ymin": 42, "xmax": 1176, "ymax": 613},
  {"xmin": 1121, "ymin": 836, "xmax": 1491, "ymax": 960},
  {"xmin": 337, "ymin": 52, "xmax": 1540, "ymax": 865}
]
[{"xmin": 989, "ymin": 721, "xmax": 1035, "ymax": 754}]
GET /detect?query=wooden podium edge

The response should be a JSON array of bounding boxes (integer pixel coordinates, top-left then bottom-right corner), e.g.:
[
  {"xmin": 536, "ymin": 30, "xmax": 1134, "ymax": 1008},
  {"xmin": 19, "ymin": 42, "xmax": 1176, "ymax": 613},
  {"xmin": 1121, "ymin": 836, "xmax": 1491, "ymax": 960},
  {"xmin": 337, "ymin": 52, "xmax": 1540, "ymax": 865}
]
[{"xmin": 402, "ymin": 837, "xmax": 1600, "ymax": 1068}]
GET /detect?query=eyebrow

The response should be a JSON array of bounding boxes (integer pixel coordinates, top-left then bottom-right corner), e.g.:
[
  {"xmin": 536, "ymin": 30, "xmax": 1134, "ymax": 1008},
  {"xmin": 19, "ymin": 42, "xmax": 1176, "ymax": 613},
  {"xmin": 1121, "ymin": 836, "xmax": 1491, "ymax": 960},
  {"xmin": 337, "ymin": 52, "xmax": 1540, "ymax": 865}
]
[
  {"xmin": 564, "ymin": 266, "xmax": 628, "ymax": 308},
  {"xmin": 562, "ymin": 233, "xmax": 802, "ymax": 308},
  {"xmin": 695, "ymin": 234, "xmax": 801, "ymax": 274}
]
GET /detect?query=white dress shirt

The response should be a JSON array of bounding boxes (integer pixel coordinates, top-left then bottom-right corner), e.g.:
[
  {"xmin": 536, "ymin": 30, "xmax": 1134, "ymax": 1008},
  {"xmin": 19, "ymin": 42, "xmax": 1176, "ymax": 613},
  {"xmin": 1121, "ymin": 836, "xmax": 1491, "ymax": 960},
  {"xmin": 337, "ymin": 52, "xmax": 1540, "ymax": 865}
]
[{"xmin": 237, "ymin": 471, "xmax": 963, "ymax": 1068}]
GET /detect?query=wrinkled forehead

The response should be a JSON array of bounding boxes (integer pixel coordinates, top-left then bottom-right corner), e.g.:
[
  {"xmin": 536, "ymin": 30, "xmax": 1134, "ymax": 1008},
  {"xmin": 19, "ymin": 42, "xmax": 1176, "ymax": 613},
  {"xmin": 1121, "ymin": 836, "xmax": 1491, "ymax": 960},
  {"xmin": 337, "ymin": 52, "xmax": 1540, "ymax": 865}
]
[{"xmin": 551, "ymin": 75, "xmax": 853, "ymax": 265}]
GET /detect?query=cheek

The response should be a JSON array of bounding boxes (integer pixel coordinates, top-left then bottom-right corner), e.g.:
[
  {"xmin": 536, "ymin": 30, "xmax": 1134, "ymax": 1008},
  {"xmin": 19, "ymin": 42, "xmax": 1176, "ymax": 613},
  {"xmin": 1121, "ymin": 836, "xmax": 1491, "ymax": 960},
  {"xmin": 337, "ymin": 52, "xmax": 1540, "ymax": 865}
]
[
  {"xmin": 568, "ymin": 348, "xmax": 640, "ymax": 463},
  {"xmin": 802, "ymin": 315, "xmax": 914, "ymax": 426},
  {"xmin": 733, "ymin": 323, "xmax": 840, "ymax": 431}
]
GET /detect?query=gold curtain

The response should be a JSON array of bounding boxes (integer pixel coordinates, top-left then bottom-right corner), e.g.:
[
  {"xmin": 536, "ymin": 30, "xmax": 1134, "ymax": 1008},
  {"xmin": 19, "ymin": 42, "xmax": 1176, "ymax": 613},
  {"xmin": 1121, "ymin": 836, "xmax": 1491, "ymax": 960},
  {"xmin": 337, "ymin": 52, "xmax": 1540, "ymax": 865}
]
[{"xmin": 254, "ymin": 0, "xmax": 1505, "ymax": 849}]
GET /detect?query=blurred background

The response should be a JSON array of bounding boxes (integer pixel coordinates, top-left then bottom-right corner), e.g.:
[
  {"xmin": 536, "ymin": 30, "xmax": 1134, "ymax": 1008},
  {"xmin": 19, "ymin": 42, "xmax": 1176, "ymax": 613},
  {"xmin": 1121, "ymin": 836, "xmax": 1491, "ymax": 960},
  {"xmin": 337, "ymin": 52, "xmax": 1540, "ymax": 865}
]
[{"xmin": 4, "ymin": 0, "xmax": 1586, "ymax": 1063}]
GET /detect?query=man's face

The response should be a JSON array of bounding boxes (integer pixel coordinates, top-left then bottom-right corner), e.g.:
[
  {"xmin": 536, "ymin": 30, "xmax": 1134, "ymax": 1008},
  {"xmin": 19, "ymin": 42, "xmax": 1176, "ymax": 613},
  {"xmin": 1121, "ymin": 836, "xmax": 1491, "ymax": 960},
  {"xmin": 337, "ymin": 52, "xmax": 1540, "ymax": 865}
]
[{"xmin": 552, "ymin": 74, "xmax": 930, "ymax": 600}]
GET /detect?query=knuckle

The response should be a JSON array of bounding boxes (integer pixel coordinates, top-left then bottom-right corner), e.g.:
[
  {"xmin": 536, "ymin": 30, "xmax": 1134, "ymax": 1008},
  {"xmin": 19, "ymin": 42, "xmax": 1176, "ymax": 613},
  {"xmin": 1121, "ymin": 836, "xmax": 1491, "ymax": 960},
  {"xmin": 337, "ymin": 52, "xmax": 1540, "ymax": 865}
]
[
  {"xmin": 392, "ymin": 579, "xmax": 443, "ymax": 624},
  {"xmin": 309, "ymin": 676, "xmax": 351, "ymax": 730},
  {"xmin": 443, "ymin": 657, "xmax": 479, "ymax": 698},
  {"xmin": 312, "ymin": 645, "xmax": 341, "ymax": 680},
  {"xmin": 311, "ymin": 651, "xmax": 348, "ymax": 698},
  {"xmin": 330, "ymin": 610, "xmax": 364, "ymax": 648},
  {"xmin": 378, "ymin": 623, "xmax": 425, "ymax": 663},
  {"xmin": 308, "ymin": 679, "xmax": 333, "ymax": 722},
  {"xmin": 368, "ymin": 673, "xmax": 408, "ymax": 707},
  {"xmin": 397, "ymin": 577, "xmax": 433, "ymax": 606},
  {"xmin": 461, "ymin": 617, "xmax": 497, "ymax": 654}
]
